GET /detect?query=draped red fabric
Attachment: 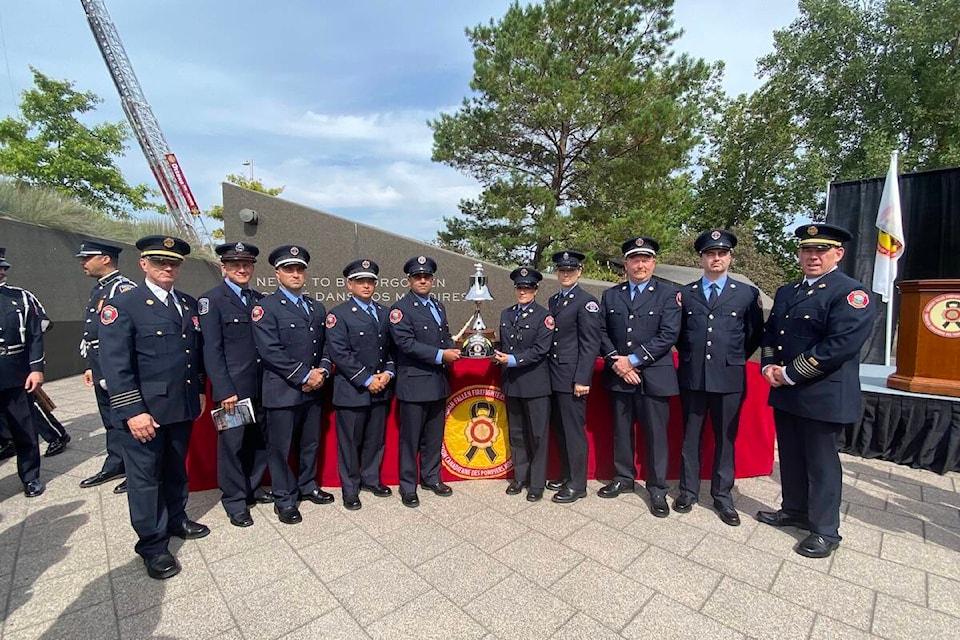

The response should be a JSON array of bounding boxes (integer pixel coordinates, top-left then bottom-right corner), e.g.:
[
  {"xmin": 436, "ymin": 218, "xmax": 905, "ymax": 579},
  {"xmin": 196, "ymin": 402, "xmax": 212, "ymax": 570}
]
[{"xmin": 187, "ymin": 356, "xmax": 775, "ymax": 491}]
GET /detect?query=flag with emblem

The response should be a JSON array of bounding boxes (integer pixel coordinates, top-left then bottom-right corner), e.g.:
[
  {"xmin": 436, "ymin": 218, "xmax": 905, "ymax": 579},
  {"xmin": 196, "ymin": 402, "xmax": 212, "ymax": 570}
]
[{"xmin": 871, "ymin": 151, "xmax": 905, "ymax": 303}]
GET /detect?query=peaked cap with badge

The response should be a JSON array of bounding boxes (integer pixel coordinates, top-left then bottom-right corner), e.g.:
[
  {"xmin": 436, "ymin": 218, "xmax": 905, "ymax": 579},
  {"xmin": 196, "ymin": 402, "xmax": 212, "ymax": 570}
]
[
  {"xmin": 343, "ymin": 259, "xmax": 379, "ymax": 280},
  {"xmin": 76, "ymin": 240, "xmax": 123, "ymax": 261},
  {"xmin": 694, "ymin": 229, "xmax": 737, "ymax": 253},
  {"xmin": 215, "ymin": 241, "xmax": 259, "ymax": 263},
  {"xmin": 269, "ymin": 245, "xmax": 310, "ymax": 268},
  {"xmin": 403, "ymin": 255, "xmax": 437, "ymax": 276},
  {"xmin": 551, "ymin": 250, "xmax": 585, "ymax": 269},
  {"xmin": 621, "ymin": 236, "xmax": 659, "ymax": 257},
  {"xmin": 795, "ymin": 223, "xmax": 853, "ymax": 249},
  {"xmin": 136, "ymin": 235, "xmax": 191, "ymax": 261},
  {"xmin": 510, "ymin": 267, "xmax": 542, "ymax": 288}
]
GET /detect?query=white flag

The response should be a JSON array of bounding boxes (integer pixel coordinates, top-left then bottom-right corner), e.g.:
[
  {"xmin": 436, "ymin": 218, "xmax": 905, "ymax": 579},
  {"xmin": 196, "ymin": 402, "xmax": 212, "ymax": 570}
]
[{"xmin": 871, "ymin": 151, "xmax": 905, "ymax": 303}]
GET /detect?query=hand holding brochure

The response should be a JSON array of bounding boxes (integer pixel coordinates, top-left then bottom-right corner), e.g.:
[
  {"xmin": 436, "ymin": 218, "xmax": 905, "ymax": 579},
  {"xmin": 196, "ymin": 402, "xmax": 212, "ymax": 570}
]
[{"xmin": 210, "ymin": 398, "xmax": 255, "ymax": 431}]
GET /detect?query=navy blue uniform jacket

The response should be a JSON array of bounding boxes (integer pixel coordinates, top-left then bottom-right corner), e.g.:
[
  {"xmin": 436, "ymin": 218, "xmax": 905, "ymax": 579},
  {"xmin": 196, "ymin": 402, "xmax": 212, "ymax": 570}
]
[
  {"xmin": 761, "ymin": 269, "xmax": 875, "ymax": 424},
  {"xmin": 599, "ymin": 279, "xmax": 681, "ymax": 397},
  {"xmin": 676, "ymin": 277, "xmax": 763, "ymax": 393},
  {"xmin": 198, "ymin": 281, "xmax": 264, "ymax": 403},
  {"xmin": 251, "ymin": 291, "xmax": 330, "ymax": 409},
  {"xmin": 99, "ymin": 285, "xmax": 204, "ymax": 425},
  {"xmin": 323, "ymin": 299, "xmax": 396, "ymax": 407},
  {"xmin": 0, "ymin": 284, "xmax": 45, "ymax": 390},
  {"xmin": 388, "ymin": 292, "xmax": 454, "ymax": 403},
  {"xmin": 547, "ymin": 286, "xmax": 602, "ymax": 391},
  {"xmin": 81, "ymin": 271, "xmax": 137, "ymax": 374},
  {"xmin": 498, "ymin": 302, "xmax": 553, "ymax": 398}
]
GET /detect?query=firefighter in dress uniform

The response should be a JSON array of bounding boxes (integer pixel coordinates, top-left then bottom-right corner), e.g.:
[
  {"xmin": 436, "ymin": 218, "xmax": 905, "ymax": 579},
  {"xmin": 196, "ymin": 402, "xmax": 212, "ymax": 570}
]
[{"xmin": 492, "ymin": 267, "xmax": 554, "ymax": 502}]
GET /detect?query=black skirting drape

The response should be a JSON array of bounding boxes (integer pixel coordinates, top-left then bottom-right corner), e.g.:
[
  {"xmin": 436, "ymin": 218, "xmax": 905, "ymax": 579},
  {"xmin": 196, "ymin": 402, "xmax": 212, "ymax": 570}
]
[{"xmin": 842, "ymin": 391, "xmax": 960, "ymax": 475}]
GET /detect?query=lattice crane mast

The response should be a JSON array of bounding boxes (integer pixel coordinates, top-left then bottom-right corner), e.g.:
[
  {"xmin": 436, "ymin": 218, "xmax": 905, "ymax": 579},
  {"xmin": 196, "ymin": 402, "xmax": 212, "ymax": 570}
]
[{"xmin": 80, "ymin": 0, "xmax": 210, "ymax": 247}]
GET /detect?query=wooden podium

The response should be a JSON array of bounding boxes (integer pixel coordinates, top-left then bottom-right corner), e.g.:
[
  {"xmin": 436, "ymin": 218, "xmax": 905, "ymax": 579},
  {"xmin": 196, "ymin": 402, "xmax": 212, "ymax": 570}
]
[{"xmin": 887, "ymin": 279, "xmax": 960, "ymax": 397}]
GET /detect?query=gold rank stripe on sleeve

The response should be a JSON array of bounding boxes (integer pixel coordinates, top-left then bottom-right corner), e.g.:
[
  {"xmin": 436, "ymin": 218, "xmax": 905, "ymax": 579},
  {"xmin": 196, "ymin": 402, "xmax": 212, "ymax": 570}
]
[
  {"xmin": 109, "ymin": 389, "xmax": 143, "ymax": 409},
  {"xmin": 792, "ymin": 353, "xmax": 823, "ymax": 378},
  {"xmin": 761, "ymin": 346, "xmax": 774, "ymax": 359}
]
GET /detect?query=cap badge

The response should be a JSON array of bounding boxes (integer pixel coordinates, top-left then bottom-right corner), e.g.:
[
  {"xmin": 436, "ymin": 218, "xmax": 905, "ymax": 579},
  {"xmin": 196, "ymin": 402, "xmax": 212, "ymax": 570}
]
[
  {"xmin": 562, "ymin": 252, "xmax": 569, "ymax": 260},
  {"xmin": 711, "ymin": 231, "xmax": 721, "ymax": 240},
  {"xmin": 163, "ymin": 237, "xmax": 175, "ymax": 249},
  {"xmin": 808, "ymin": 225, "xmax": 818, "ymax": 236},
  {"xmin": 520, "ymin": 268, "xmax": 528, "ymax": 276},
  {"xmin": 635, "ymin": 238, "xmax": 644, "ymax": 246},
  {"xmin": 417, "ymin": 256, "xmax": 427, "ymax": 264},
  {"xmin": 290, "ymin": 246, "xmax": 300, "ymax": 256},
  {"xmin": 235, "ymin": 242, "xmax": 244, "ymax": 252},
  {"xmin": 361, "ymin": 260, "xmax": 370, "ymax": 269}
]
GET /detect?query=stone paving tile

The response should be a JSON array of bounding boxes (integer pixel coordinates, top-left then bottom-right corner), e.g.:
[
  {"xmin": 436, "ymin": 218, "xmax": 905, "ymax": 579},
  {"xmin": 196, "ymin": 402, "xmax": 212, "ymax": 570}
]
[
  {"xmin": 927, "ymin": 574, "xmax": 960, "ymax": 618},
  {"xmin": 345, "ymin": 498, "xmax": 427, "ymax": 538},
  {"xmin": 835, "ymin": 520, "xmax": 884, "ymax": 557},
  {"xmin": 470, "ymin": 484, "xmax": 538, "ymax": 516},
  {"xmin": 417, "ymin": 486, "xmax": 485, "ymax": 525},
  {"xmin": 922, "ymin": 484, "xmax": 960, "ymax": 508},
  {"xmin": 111, "ymin": 560, "xmax": 218, "ymax": 619},
  {"xmin": 567, "ymin": 484, "xmax": 647, "ymax": 530},
  {"xmin": 297, "ymin": 527, "xmax": 387, "ymax": 584},
  {"xmin": 884, "ymin": 465, "xmax": 958, "ymax": 491},
  {"xmin": 0, "ymin": 541, "xmax": 19, "ymax": 577},
  {"xmin": 854, "ymin": 474, "xmax": 924, "ymax": 500},
  {"xmin": 886, "ymin": 496, "xmax": 960, "ymax": 529},
  {"xmin": 194, "ymin": 515, "xmax": 285, "ymax": 565},
  {"xmin": 548, "ymin": 612, "xmax": 624, "ymax": 640},
  {"xmin": 672, "ymin": 503, "xmax": 760, "ymax": 544},
  {"xmin": 227, "ymin": 570, "xmax": 339, "ymax": 640},
  {"xmin": 327, "ymin": 556, "xmax": 430, "ymax": 626},
  {"xmin": 808, "ymin": 615, "xmax": 883, "ymax": 640},
  {"xmin": 560, "ymin": 518, "xmax": 648, "ymax": 571},
  {"xmin": 4, "ymin": 566, "xmax": 113, "ymax": 634},
  {"xmin": 378, "ymin": 517, "xmax": 461, "ymax": 567},
  {"xmin": 268, "ymin": 505, "xmax": 355, "ymax": 549},
  {"xmin": 688, "ymin": 533, "xmax": 783, "ymax": 590},
  {"xmin": 12, "ymin": 532, "xmax": 107, "ymax": 587},
  {"xmin": 414, "ymin": 541, "xmax": 512, "ymax": 607},
  {"xmin": 701, "ymin": 577, "xmax": 815, "ymax": 640},
  {"xmin": 279, "ymin": 606, "xmax": 371, "ymax": 640},
  {"xmin": 922, "ymin": 521, "xmax": 960, "ymax": 552},
  {"xmin": 497, "ymin": 530, "xmax": 584, "ymax": 588},
  {"xmin": 621, "ymin": 511, "xmax": 707, "ymax": 557},
  {"xmin": 464, "ymin": 572, "xmax": 574, "ymax": 640},
  {"xmin": 117, "ymin": 588, "xmax": 236, "ymax": 640},
  {"xmin": 448, "ymin": 508, "xmax": 528, "ymax": 553},
  {"xmin": 550, "ymin": 559, "xmax": 653, "ymax": 632},
  {"xmin": 622, "ymin": 593, "xmax": 745, "ymax": 640},
  {"xmin": 623, "ymin": 544, "xmax": 722, "ymax": 611},
  {"xmin": 365, "ymin": 589, "xmax": 487, "ymax": 640},
  {"xmin": 511, "ymin": 500, "xmax": 592, "ymax": 541},
  {"xmin": 872, "ymin": 592, "xmax": 960, "ymax": 639},
  {"xmin": 3, "ymin": 599, "xmax": 119, "ymax": 640},
  {"xmin": 209, "ymin": 543, "xmax": 304, "ymax": 601},
  {"xmin": 829, "ymin": 548, "xmax": 927, "ymax": 605},
  {"xmin": 880, "ymin": 531, "xmax": 960, "ymax": 581},
  {"xmin": 771, "ymin": 561, "xmax": 875, "ymax": 631},
  {"xmin": 845, "ymin": 503, "xmax": 925, "ymax": 540}
]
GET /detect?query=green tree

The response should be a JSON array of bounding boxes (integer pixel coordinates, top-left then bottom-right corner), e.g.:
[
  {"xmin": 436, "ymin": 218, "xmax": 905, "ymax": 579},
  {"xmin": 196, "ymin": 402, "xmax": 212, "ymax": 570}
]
[
  {"xmin": 432, "ymin": 0, "xmax": 720, "ymax": 269},
  {"xmin": 206, "ymin": 173, "xmax": 285, "ymax": 239},
  {"xmin": 0, "ymin": 67, "xmax": 156, "ymax": 218}
]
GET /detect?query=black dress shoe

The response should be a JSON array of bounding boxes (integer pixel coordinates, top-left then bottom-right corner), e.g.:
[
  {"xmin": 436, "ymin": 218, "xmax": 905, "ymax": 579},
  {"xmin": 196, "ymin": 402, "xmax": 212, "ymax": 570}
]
[
  {"xmin": 169, "ymin": 519, "xmax": 210, "ymax": 540},
  {"xmin": 113, "ymin": 480, "xmax": 127, "ymax": 494},
  {"xmin": 420, "ymin": 481, "xmax": 453, "ymax": 497},
  {"xmin": 795, "ymin": 534, "xmax": 839, "ymax": 558},
  {"xmin": 650, "ymin": 496, "xmax": 669, "ymax": 518},
  {"xmin": 23, "ymin": 480, "xmax": 45, "ymax": 498},
  {"xmin": 343, "ymin": 496, "xmax": 362, "ymax": 511},
  {"xmin": 43, "ymin": 434, "xmax": 70, "ymax": 457},
  {"xmin": 144, "ymin": 552, "xmax": 180, "ymax": 580},
  {"xmin": 301, "ymin": 488, "xmax": 335, "ymax": 505},
  {"xmin": 275, "ymin": 504, "xmax": 302, "ymax": 524},
  {"xmin": 0, "ymin": 440, "xmax": 15, "ymax": 460},
  {"xmin": 672, "ymin": 494, "xmax": 697, "ymax": 513},
  {"xmin": 360, "ymin": 483, "xmax": 392, "ymax": 497},
  {"xmin": 597, "ymin": 480, "xmax": 633, "ymax": 498},
  {"xmin": 505, "ymin": 480, "xmax": 526, "ymax": 495},
  {"xmin": 545, "ymin": 479, "xmax": 567, "ymax": 491},
  {"xmin": 401, "ymin": 492, "xmax": 420, "ymax": 508},
  {"xmin": 251, "ymin": 491, "xmax": 275, "ymax": 505},
  {"xmin": 756, "ymin": 510, "xmax": 808, "ymax": 529},
  {"xmin": 79, "ymin": 469, "xmax": 123, "ymax": 488},
  {"xmin": 526, "ymin": 488, "xmax": 543, "ymax": 502},
  {"xmin": 229, "ymin": 510, "xmax": 254, "ymax": 527},
  {"xmin": 552, "ymin": 487, "xmax": 587, "ymax": 504},
  {"xmin": 716, "ymin": 507, "xmax": 741, "ymax": 527}
]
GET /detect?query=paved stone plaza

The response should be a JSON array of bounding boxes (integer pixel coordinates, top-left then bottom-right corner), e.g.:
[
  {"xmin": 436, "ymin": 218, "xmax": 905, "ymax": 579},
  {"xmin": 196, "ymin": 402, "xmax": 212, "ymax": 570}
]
[{"xmin": 0, "ymin": 375, "xmax": 958, "ymax": 639}]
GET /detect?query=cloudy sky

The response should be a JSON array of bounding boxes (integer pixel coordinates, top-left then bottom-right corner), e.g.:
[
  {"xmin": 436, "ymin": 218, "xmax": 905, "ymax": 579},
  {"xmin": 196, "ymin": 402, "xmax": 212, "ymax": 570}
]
[{"xmin": 0, "ymin": 1, "xmax": 800, "ymax": 242}]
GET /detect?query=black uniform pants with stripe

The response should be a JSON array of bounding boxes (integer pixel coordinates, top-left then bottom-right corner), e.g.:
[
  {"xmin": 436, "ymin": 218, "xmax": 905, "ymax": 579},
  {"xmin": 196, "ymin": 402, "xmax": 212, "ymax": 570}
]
[
  {"xmin": 265, "ymin": 400, "xmax": 322, "ymax": 509},
  {"xmin": 0, "ymin": 386, "xmax": 41, "ymax": 483},
  {"xmin": 92, "ymin": 359, "xmax": 125, "ymax": 475},
  {"xmin": 774, "ymin": 409, "xmax": 845, "ymax": 544},
  {"xmin": 549, "ymin": 393, "xmax": 588, "ymax": 491},
  {"xmin": 397, "ymin": 399, "xmax": 444, "ymax": 495},
  {"xmin": 678, "ymin": 388, "xmax": 745, "ymax": 509},
  {"xmin": 117, "ymin": 420, "xmax": 191, "ymax": 559},
  {"xmin": 28, "ymin": 395, "xmax": 67, "ymax": 444},
  {"xmin": 217, "ymin": 403, "xmax": 269, "ymax": 517},
  {"xmin": 507, "ymin": 396, "xmax": 551, "ymax": 490},
  {"xmin": 610, "ymin": 391, "xmax": 670, "ymax": 499},
  {"xmin": 335, "ymin": 402, "xmax": 389, "ymax": 498}
]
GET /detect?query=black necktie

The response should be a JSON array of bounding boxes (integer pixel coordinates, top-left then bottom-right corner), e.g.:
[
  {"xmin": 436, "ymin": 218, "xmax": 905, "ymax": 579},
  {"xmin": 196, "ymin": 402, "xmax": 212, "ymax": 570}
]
[
  {"xmin": 366, "ymin": 304, "xmax": 378, "ymax": 321},
  {"xmin": 708, "ymin": 283, "xmax": 719, "ymax": 302},
  {"xmin": 296, "ymin": 298, "xmax": 309, "ymax": 319},
  {"xmin": 514, "ymin": 306, "xmax": 523, "ymax": 323},
  {"xmin": 165, "ymin": 292, "xmax": 181, "ymax": 323},
  {"xmin": 241, "ymin": 288, "xmax": 252, "ymax": 308},
  {"xmin": 796, "ymin": 280, "xmax": 811, "ymax": 297}
]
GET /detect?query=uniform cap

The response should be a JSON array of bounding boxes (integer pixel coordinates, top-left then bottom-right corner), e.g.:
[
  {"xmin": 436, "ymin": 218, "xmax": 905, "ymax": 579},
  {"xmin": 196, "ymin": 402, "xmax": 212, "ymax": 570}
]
[
  {"xmin": 343, "ymin": 258, "xmax": 380, "ymax": 279},
  {"xmin": 694, "ymin": 229, "xmax": 737, "ymax": 253},
  {"xmin": 795, "ymin": 223, "xmax": 853, "ymax": 248},
  {"xmin": 215, "ymin": 241, "xmax": 259, "ymax": 263},
  {"xmin": 269, "ymin": 245, "xmax": 310, "ymax": 268},
  {"xmin": 551, "ymin": 250, "xmax": 585, "ymax": 269},
  {"xmin": 621, "ymin": 236, "xmax": 659, "ymax": 257},
  {"xmin": 136, "ymin": 235, "xmax": 191, "ymax": 261},
  {"xmin": 510, "ymin": 266, "xmax": 542, "ymax": 288},
  {"xmin": 0, "ymin": 247, "xmax": 10, "ymax": 269},
  {"xmin": 75, "ymin": 240, "xmax": 123, "ymax": 261},
  {"xmin": 403, "ymin": 255, "xmax": 437, "ymax": 276}
]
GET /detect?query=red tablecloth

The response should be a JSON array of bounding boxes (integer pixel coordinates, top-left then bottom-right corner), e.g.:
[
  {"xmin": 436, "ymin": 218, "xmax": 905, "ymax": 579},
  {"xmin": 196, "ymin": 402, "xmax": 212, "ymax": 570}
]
[{"xmin": 186, "ymin": 357, "xmax": 775, "ymax": 491}]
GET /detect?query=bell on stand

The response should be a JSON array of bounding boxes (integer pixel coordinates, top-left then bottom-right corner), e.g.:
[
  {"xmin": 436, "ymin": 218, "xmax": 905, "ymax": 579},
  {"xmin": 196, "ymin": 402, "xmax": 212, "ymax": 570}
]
[{"xmin": 456, "ymin": 263, "xmax": 497, "ymax": 358}]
